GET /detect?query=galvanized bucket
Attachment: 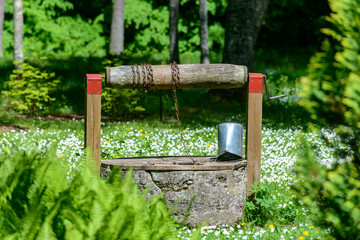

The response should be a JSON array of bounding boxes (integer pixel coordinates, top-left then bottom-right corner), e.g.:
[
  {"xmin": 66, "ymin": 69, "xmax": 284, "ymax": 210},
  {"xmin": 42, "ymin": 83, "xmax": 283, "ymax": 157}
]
[{"xmin": 217, "ymin": 123, "xmax": 243, "ymax": 161}]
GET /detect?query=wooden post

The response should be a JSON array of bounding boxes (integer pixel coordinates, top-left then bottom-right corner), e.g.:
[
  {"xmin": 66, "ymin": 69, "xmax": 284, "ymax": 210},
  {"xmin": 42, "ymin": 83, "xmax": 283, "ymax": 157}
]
[
  {"xmin": 246, "ymin": 73, "xmax": 263, "ymax": 195},
  {"xmin": 85, "ymin": 74, "xmax": 102, "ymax": 175}
]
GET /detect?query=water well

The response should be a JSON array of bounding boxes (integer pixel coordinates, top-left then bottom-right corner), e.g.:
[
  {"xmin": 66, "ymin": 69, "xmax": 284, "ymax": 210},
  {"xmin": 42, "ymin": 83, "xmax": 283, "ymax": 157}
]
[
  {"xmin": 85, "ymin": 63, "xmax": 286, "ymax": 226},
  {"xmin": 101, "ymin": 156, "xmax": 247, "ymax": 227}
]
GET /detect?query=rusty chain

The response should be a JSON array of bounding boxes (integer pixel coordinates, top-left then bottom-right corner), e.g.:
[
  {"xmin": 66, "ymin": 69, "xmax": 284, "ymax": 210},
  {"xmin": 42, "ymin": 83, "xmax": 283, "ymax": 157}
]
[
  {"xmin": 141, "ymin": 64, "xmax": 147, "ymax": 89},
  {"xmin": 131, "ymin": 65, "xmax": 136, "ymax": 89},
  {"xmin": 170, "ymin": 61, "xmax": 193, "ymax": 159},
  {"xmin": 135, "ymin": 64, "xmax": 141, "ymax": 89},
  {"xmin": 146, "ymin": 64, "xmax": 154, "ymax": 89},
  {"xmin": 131, "ymin": 64, "xmax": 155, "ymax": 90},
  {"xmin": 130, "ymin": 62, "xmax": 192, "ymax": 160}
]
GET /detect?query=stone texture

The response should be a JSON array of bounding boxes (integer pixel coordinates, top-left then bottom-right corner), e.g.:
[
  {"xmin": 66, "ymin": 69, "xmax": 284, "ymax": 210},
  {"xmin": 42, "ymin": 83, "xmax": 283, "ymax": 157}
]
[{"xmin": 101, "ymin": 166, "xmax": 247, "ymax": 227}]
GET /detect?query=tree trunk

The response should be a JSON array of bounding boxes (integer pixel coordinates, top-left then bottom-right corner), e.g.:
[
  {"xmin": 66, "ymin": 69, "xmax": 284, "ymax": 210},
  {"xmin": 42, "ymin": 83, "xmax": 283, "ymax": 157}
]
[
  {"xmin": 254, "ymin": 0, "xmax": 270, "ymax": 45},
  {"xmin": 0, "ymin": 0, "xmax": 5, "ymax": 57},
  {"xmin": 199, "ymin": 0, "xmax": 209, "ymax": 64},
  {"xmin": 14, "ymin": 0, "xmax": 23, "ymax": 67},
  {"xmin": 169, "ymin": 0, "xmax": 179, "ymax": 63},
  {"xmin": 167, "ymin": 0, "xmax": 180, "ymax": 122},
  {"xmin": 223, "ymin": 0, "xmax": 254, "ymax": 72},
  {"xmin": 109, "ymin": 0, "xmax": 125, "ymax": 55}
]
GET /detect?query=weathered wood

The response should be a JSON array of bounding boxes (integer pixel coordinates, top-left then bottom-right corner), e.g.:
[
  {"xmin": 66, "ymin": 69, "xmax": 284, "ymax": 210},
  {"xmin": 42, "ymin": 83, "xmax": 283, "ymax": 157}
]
[
  {"xmin": 106, "ymin": 64, "xmax": 248, "ymax": 89},
  {"xmin": 85, "ymin": 75, "xmax": 102, "ymax": 175},
  {"xmin": 101, "ymin": 156, "xmax": 247, "ymax": 171},
  {"xmin": 245, "ymin": 92, "xmax": 263, "ymax": 195},
  {"xmin": 85, "ymin": 94, "xmax": 101, "ymax": 175}
]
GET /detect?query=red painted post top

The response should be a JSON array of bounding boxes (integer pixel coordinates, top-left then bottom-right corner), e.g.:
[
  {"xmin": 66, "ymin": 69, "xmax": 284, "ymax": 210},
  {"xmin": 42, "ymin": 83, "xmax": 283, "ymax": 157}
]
[
  {"xmin": 86, "ymin": 74, "xmax": 102, "ymax": 95},
  {"xmin": 248, "ymin": 73, "xmax": 263, "ymax": 93}
]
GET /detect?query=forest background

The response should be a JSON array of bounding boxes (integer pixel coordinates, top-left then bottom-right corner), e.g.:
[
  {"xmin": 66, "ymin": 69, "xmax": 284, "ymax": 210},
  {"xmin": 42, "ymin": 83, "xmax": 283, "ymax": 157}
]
[{"xmin": 0, "ymin": 0, "xmax": 330, "ymax": 115}]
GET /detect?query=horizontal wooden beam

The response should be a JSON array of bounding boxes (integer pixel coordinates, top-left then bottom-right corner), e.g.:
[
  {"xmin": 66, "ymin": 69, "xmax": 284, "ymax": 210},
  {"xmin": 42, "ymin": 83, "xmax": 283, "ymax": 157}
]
[{"xmin": 106, "ymin": 64, "xmax": 248, "ymax": 89}]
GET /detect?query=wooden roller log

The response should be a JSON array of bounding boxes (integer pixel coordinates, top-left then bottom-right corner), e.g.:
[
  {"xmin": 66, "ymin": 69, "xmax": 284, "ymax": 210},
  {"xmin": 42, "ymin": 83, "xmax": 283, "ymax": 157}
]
[{"xmin": 106, "ymin": 64, "xmax": 248, "ymax": 89}]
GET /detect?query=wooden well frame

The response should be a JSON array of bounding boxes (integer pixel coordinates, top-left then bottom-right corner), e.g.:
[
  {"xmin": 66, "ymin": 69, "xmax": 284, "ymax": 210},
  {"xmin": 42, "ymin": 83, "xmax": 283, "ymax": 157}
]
[{"xmin": 85, "ymin": 64, "xmax": 263, "ymax": 193}]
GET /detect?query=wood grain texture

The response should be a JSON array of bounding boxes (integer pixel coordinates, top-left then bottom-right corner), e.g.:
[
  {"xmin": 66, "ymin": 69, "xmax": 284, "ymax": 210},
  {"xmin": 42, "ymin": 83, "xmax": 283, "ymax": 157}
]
[
  {"xmin": 106, "ymin": 64, "xmax": 248, "ymax": 89},
  {"xmin": 245, "ymin": 92, "xmax": 263, "ymax": 195},
  {"xmin": 101, "ymin": 156, "xmax": 247, "ymax": 171},
  {"xmin": 85, "ymin": 94, "xmax": 101, "ymax": 175}
]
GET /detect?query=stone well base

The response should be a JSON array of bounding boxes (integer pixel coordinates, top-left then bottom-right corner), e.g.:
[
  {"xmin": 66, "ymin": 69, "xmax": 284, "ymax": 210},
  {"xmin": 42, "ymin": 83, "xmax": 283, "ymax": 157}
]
[{"xmin": 101, "ymin": 156, "xmax": 247, "ymax": 227}]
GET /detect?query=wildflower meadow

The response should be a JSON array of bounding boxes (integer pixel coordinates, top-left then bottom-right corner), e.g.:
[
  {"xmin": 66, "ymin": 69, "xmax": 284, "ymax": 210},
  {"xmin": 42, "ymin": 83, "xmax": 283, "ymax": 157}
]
[{"xmin": 0, "ymin": 115, "xmax": 342, "ymax": 239}]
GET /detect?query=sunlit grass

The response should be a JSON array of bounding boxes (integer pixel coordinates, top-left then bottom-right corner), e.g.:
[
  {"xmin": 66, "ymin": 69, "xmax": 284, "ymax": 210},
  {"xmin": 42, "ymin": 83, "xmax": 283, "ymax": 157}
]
[{"xmin": 0, "ymin": 117, "xmax": 344, "ymax": 239}]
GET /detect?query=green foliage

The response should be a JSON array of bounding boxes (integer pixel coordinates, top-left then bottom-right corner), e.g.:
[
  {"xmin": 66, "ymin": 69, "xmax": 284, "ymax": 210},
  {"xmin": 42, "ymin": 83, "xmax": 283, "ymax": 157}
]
[
  {"xmin": 123, "ymin": 0, "xmax": 227, "ymax": 63},
  {"xmin": 101, "ymin": 75, "xmax": 145, "ymax": 116},
  {"xmin": 298, "ymin": 39, "xmax": 347, "ymax": 123},
  {"xmin": 2, "ymin": 62, "xmax": 60, "ymax": 115},
  {"xmin": 0, "ymin": 147, "xmax": 176, "ymax": 239},
  {"xmin": 124, "ymin": 0, "xmax": 169, "ymax": 61},
  {"xmin": 298, "ymin": 0, "xmax": 360, "ymax": 165},
  {"xmin": 293, "ymin": 144, "xmax": 360, "ymax": 240},
  {"xmin": 102, "ymin": 86, "xmax": 145, "ymax": 116},
  {"xmin": 0, "ymin": 0, "xmax": 331, "ymax": 64},
  {"xmin": 299, "ymin": 0, "xmax": 360, "ymax": 127},
  {"xmin": 3, "ymin": 0, "xmax": 106, "ymax": 58},
  {"xmin": 244, "ymin": 181, "xmax": 303, "ymax": 226},
  {"xmin": 244, "ymin": 181, "xmax": 276, "ymax": 226}
]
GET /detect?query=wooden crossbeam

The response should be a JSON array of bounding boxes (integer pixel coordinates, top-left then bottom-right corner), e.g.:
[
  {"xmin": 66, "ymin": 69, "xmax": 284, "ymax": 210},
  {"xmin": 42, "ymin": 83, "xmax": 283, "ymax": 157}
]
[{"xmin": 106, "ymin": 64, "xmax": 248, "ymax": 89}]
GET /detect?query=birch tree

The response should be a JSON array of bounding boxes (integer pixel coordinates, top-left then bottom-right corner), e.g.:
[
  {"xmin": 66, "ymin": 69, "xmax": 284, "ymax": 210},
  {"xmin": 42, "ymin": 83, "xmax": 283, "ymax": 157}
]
[
  {"xmin": 14, "ymin": 0, "xmax": 23, "ymax": 67},
  {"xmin": 0, "ymin": 0, "xmax": 5, "ymax": 57},
  {"xmin": 199, "ymin": 0, "xmax": 209, "ymax": 64},
  {"xmin": 109, "ymin": 0, "xmax": 125, "ymax": 55}
]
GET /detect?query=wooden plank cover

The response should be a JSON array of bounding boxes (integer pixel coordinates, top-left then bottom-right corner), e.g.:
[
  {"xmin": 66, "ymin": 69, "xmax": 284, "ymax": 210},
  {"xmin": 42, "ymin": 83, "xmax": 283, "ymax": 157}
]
[{"xmin": 101, "ymin": 156, "xmax": 247, "ymax": 171}]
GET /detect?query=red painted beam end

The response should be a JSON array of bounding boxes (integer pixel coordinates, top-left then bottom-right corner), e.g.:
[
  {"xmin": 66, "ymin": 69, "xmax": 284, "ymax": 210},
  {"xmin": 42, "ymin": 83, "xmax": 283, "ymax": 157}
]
[
  {"xmin": 86, "ymin": 74, "xmax": 102, "ymax": 95},
  {"xmin": 248, "ymin": 73, "xmax": 263, "ymax": 93}
]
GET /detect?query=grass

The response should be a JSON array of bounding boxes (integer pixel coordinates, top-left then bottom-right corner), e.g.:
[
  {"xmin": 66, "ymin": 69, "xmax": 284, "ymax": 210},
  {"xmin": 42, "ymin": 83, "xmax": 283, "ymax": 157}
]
[
  {"xmin": 0, "ymin": 109, "xmax": 344, "ymax": 239},
  {"xmin": 178, "ymin": 223, "xmax": 326, "ymax": 239}
]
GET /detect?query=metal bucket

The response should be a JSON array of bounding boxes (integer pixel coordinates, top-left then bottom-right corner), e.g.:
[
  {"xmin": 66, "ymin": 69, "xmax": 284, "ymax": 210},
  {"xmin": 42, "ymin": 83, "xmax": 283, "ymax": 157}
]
[{"xmin": 217, "ymin": 123, "xmax": 243, "ymax": 161}]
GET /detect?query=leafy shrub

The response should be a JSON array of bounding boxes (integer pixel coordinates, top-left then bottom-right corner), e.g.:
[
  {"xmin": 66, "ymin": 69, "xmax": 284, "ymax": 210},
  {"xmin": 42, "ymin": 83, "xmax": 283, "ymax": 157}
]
[
  {"xmin": 101, "ymin": 80, "xmax": 145, "ymax": 116},
  {"xmin": 298, "ymin": 0, "xmax": 360, "ymax": 164},
  {"xmin": 101, "ymin": 59, "xmax": 145, "ymax": 116},
  {"xmin": 2, "ymin": 63, "xmax": 60, "ymax": 115},
  {"xmin": 244, "ymin": 181, "xmax": 275, "ymax": 226},
  {"xmin": 244, "ymin": 181, "xmax": 303, "ymax": 226},
  {"xmin": 298, "ymin": 0, "xmax": 360, "ymax": 126},
  {"xmin": 0, "ymin": 147, "xmax": 176, "ymax": 239},
  {"xmin": 295, "ymin": 2, "xmax": 360, "ymax": 237},
  {"xmin": 102, "ymin": 88, "xmax": 145, "ymax": 116},
  {"xmin": 293, "ymin": 144, "xmax": 360, "ymax": 240}
]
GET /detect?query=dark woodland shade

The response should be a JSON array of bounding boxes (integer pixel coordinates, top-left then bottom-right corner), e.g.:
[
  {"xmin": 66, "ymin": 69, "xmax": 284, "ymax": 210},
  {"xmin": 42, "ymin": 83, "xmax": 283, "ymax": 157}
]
[
  {"xmin": 223, "ymin": 0, "xmax": 254, "ymax": 72},
  {"xmin": 169, "ymin": 0, "xmax": 180, "ymax": 63}
]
